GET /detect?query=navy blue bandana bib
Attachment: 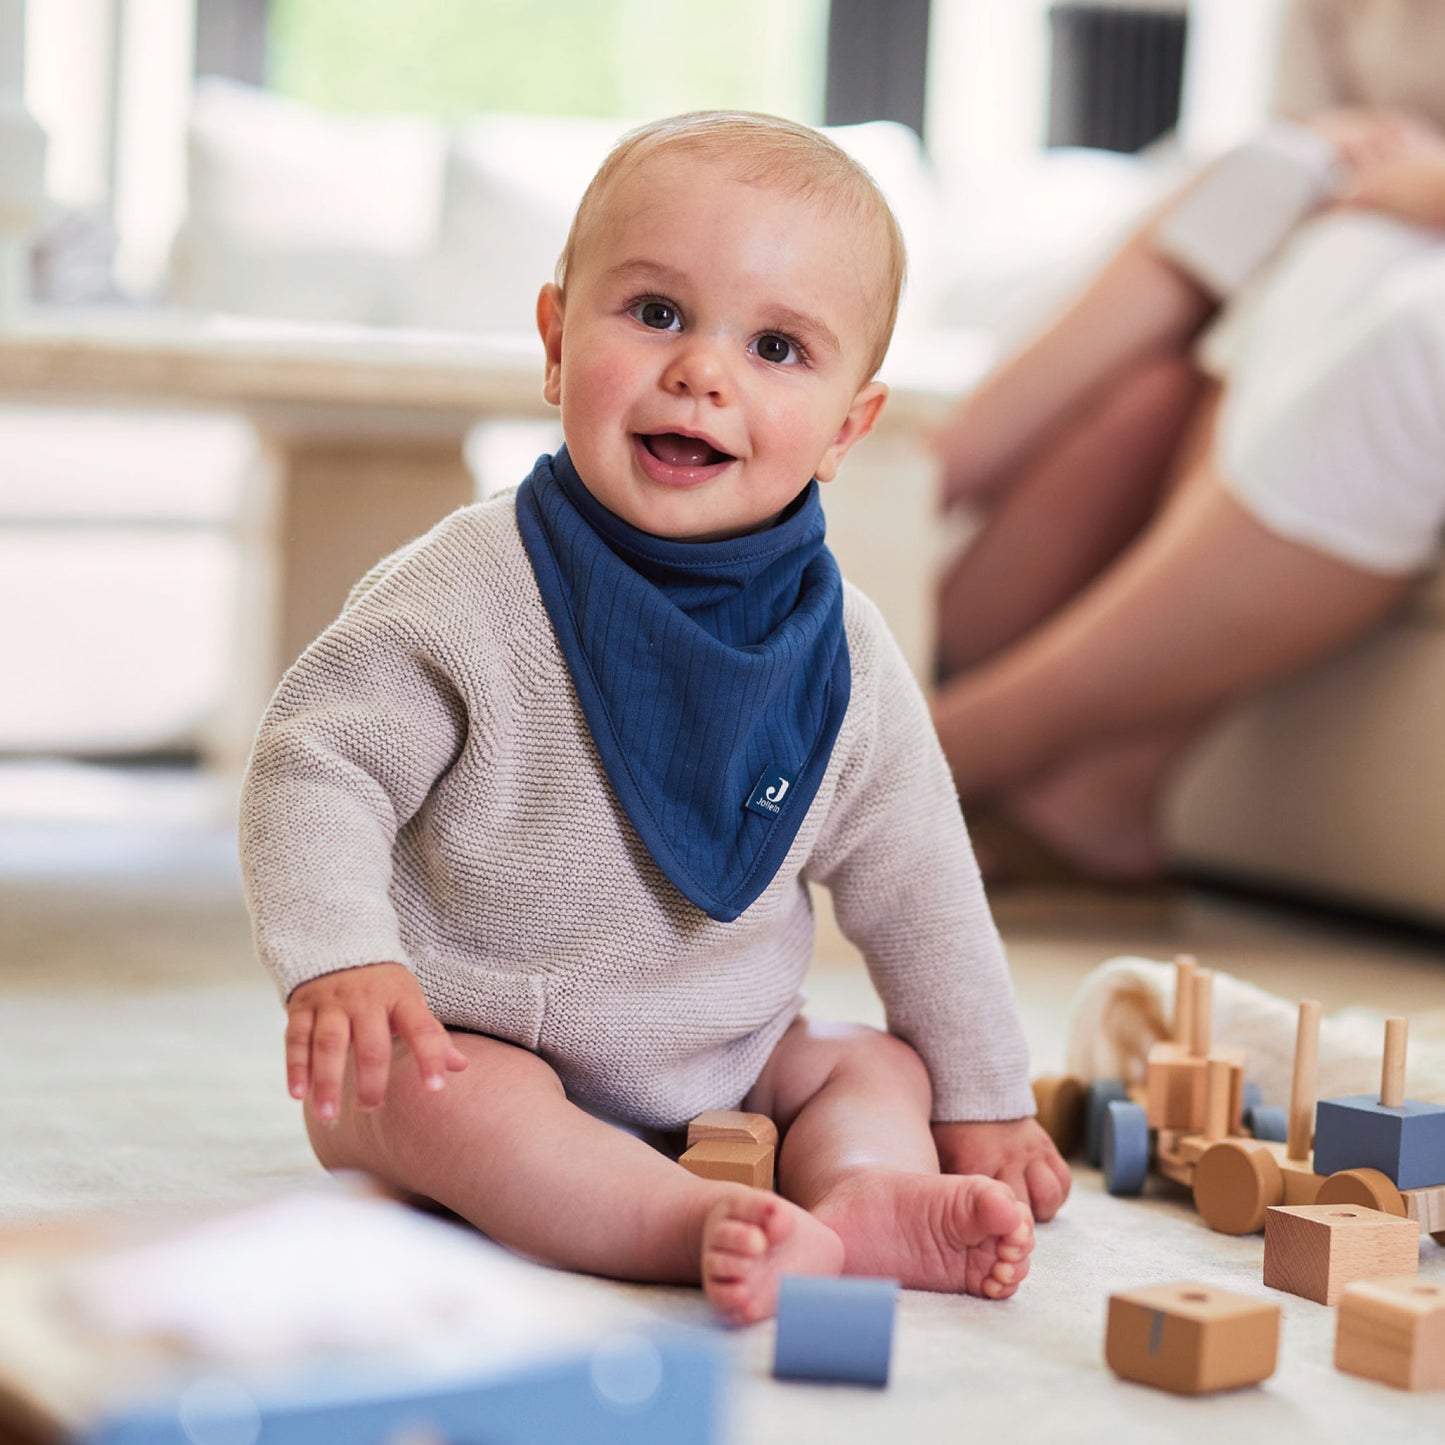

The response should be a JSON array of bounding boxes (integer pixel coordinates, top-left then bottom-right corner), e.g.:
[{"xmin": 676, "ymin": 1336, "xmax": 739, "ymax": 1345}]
[{"xmin": 515, "ymin": 448, "xmax": 850, "ymax": 922}]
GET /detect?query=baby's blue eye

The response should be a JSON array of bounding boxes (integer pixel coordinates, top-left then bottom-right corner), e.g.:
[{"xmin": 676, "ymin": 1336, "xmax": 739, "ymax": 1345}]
[
  {"xmin": 634, "ymin": 300, "xmax": 680, "ymax": 330},
  {"xmin": 754, "ymin": 333, "xmax": 798, "ymax": 365}
]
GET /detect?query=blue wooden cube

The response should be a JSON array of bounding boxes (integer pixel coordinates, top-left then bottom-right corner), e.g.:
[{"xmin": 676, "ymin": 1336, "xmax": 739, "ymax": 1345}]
[
  {"xmin": 1313, "ymin": 1095, "xmax": 1445, "ymax": 1189},
  {"xmin": 773, "ymin": 1276, "xmax": 899, "ymax": 1387}
]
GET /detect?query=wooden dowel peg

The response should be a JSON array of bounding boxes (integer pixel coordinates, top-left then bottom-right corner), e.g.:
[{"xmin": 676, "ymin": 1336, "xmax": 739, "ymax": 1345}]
[
  {"xmin": 1288, "ymin": 999, "xmax": 1322, "ymax": 1163},
  {"xmin": 1381, "ymin": 1017, "xmax": 1408, "ymax": 1108},
  {"xmin": 1190, "ymin": 969, "xmax": 1214, "ymax": 1059},
  {"xmin": 1173, "ymin": 955, "xmax": 1197, "ymax": 1048}
]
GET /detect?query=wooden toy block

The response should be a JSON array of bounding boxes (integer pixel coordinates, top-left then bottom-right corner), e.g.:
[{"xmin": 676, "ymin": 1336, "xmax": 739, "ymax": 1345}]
[
  {"xmin": 1405, "ymin": 1182, "xmax": 1445, "ymax": 1234},
  {"xmin": 1144, "ymin": 1045, "xmax": 1208, "ymax": 1130},
  {"xmin": 1335, "ymin": 1277, "xmax": 1445, "ymax": 1390},
  {"xmin": 1313, "ymin": 1016, "xmax": 1445, "ymax": 1190},
  {"xmin": 686, "ymin": 1110, "xmax": 779, "ymax": 1152},
  {"xmin": 1313, "ymin": 1097, "xmax": 1445, "ymax": 1190},
  {"xmin": 1032, "ymin": 1074, "xmax": 1086, "ymax": 1157},
  {"xmin": 1263, "ymin": 1204, "xmax": 1421, "ymax": 1305},
  {"xmin": 774, "ymin": 1276, "xmax": 899, "ymax": 1386},
  {"xmin": 1105, "ymin": 1282, "xmax": 1280, "ymax": 1395},
  {"xmin": 678, "ymin": 1139, "xmax": 773, "ymax": 1190}
]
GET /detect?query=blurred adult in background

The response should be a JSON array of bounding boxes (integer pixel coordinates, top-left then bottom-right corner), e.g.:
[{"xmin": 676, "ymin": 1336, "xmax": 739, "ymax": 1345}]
[{"xmin": 930, "ymin": 0, "xmax": 1445, "ymax": 885}]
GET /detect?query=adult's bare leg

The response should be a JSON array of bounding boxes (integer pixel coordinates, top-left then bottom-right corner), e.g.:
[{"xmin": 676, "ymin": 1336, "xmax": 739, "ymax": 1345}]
[
  {"xmin": 936, "ymin": 353, "xmax": 1208, "ymax": 678},
  {"xmin": 932, "ymin": 470, "xmax": 1412, "ymax": 803},
  {"xmin": 934, "ymin": 228, "xmax": 1215, "ymax": 508}
]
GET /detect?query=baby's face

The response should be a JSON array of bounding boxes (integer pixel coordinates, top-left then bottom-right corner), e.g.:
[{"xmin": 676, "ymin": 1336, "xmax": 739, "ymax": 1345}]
[{"xmin": 538, "ymin": 152, "xmax": 888, "ymax": 541}]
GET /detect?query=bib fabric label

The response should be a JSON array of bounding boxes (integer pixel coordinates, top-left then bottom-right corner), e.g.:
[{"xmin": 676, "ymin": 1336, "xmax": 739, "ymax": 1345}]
[{"xmin": 746, "ymin": 766, "xmax": 795, "ymax": 820}]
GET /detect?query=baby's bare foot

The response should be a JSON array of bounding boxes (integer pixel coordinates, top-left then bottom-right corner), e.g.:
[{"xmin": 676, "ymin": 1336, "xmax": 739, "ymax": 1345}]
[
  {"xmin": 701, "ymin": 1189, "xmax": 845, "ymax": 1326},
  {"xmin": 812, "ymin": 1170, "xmax": 1033, "ymax": 1299}
]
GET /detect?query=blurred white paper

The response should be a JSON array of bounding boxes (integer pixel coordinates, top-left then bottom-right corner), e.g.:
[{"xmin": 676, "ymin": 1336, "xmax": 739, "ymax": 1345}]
[{"xmin": 65, "ymin": 1189, "xmax": 635, "ymax": 1369}]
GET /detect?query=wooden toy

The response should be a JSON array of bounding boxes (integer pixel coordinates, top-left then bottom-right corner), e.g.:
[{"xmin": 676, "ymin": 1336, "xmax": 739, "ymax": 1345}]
[
  {"xmin": 1104, "ymin": 1281, "xmax": 1281, "ymax": 1395},
  {"xmin": 1263, "ymin": 1204, "xmax": 1420, "ymax": 1305},
  {"xmin": 1195, "ymin": 1010, "xmax": 1445, "ymax": 1240},
  {"xmin": 773, "ymin": 1275, "xmax": 899, "ymax": 1387},
  {"xmin": 1313, "ymin": 1018, "xmax": 1445, "ymax": 1190},
  {"xmin": 1097, "ymin": 958, "xmax": 1279, "ymax": 1212},
  {"xmin": 1032, "ymin": 1074, "xmax": 1086, "ymax": 1158},
  {"xmin": 682, "ymin": 1111, "xmax": 777, "ymax": 1189},
  {"xmin": 678, "ymin": 1139, "xmax": 774, "ymax": 1190},
  {"xmin": 1335, "ymin": 1276, "xmax": 1445, "ymax": 1390},
  {"xmin": 686, "ymin": 1110, "xmax": 779, "ymax": 1152},
  {"xmin": 1193, "ymin": 998, "xmax": 1322, "ymax": 1234}
]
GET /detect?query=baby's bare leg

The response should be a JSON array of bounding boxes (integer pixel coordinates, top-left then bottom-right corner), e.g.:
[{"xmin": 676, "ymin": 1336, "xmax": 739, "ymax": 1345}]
[
  {"xmin": 305, "ymin": 1030, "xmax": 840, "ymax": 1316},
  {"xmin": 743, "ymin": 1019, "xmax": 1033, "ymax": 1300}
]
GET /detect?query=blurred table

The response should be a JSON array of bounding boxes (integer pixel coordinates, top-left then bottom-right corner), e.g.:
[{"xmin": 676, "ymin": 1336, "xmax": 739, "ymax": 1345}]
[{"xmin": 0, "ymin": 309, "xmax": 973, "ymax": 685}]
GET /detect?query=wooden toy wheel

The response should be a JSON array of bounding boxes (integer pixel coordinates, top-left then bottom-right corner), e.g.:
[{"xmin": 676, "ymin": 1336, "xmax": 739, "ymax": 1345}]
[
  {"xmin": 1243, "ymin": 1104, "xmax": 1288, "ymax": 1143},
  {"xmin": 1032, "ymin": 1075, "xmax": 1086, "ymax": 1159},
  {"xmin": 1084, "ymin": 1079, "xmax": 1129, "ymax": 1168},
  {"xmin": 1315, "ymin": 1167, "xmax": 1407, "ymax": 1216},
  {"xmin": 1103, "ymin": 1100, "xmax": 1150, "ymax": 1196},
  {"xmin": 1193, "ymin": 1139, "xmax": 1283, "ymax": 1235}
]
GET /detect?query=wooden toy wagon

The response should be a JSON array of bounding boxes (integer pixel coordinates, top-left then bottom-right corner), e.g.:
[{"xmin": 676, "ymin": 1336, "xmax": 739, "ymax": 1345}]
[
  {"xmin": 1184, "ymin": 1007, "xmax": 1445, "ymax": 1238},
  {"xmin": 1033, "ymin": 959, "xmax": 1445, "ymax": 1241}
]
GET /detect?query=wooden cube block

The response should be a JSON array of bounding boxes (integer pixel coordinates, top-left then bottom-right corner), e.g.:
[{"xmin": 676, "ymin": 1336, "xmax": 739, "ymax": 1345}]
[
  {"xmin": 678, "ymin": 1139, "xmax": 774, "ymax": 1190},
  {"xmin": 1105, "ymin": 1282, "xmax": 1280, "ymax": 1395},
  {"xmin": 1263, "ymin": 1204, "xmax": 1421, "ymax": 1305},
  {"xmin": 1313, "ymin": 1096, "xmax": 1445, "ymax": 1190},
  {"xmin": 1144, "ymin": 1045, "xmax": 1208, "ymax": 1131},
  {"xmin": 686, "ymin": 1109, "xmax": 779, "ymax": 1151},
  {"xmin": 1336, "ymin": 1277, "xmax": 1445, "ymax": 1390},
  {"xmin": 1405, "ymin": 1182, "xmax": 1445, "ymax": 1234}
]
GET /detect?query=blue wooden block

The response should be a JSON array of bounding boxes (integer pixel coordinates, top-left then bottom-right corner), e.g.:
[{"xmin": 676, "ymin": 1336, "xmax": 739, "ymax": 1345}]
[
  {"xmin": 1313, "ymin": 1095, "xmax": 1445, "ymax": 1190},
  {"xmin": 773, "ymin": 1275, "xmax": 899, "ymax": 1387},
  {"xmin": 82, "ymin": 1330, "xmax": 726, "ymax": 1445}
]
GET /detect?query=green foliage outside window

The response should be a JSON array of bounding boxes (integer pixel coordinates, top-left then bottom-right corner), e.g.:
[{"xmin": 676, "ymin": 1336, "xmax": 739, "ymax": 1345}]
[{"xmin": 268, "ymin": 0, "xmax": 828, "ymax": 123}]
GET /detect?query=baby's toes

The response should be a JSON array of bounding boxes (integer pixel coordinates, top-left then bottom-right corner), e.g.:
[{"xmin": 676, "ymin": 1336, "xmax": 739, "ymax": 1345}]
[
  {"xmin": 708, "ymin": 1219, "xmax": 767, "ymax": 1262},
  {"xmin": 997, "ymin": 1226, "xmax": 1034, "ymax": 1264}
]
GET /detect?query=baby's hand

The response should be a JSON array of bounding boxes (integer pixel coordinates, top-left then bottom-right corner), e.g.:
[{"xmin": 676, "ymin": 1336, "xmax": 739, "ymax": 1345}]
[
  {"xmin": 933, "ymin": 1117, "xmax": 1071, "ymax": 1222},
  {"xmin": 285, "ymin": 962, "xmax": 468, "ymax": 1123}
]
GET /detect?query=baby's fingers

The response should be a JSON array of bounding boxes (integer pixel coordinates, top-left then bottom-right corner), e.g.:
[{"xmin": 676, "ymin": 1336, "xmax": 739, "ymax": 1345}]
[
  {"xmin": 394, "ymin": 999, "xmax": 467, "ymax": 1092},
  {"xmin": 284, "ymin": 1007, "xmax": 316, "ymax": 1100},
  {"xmin": 1025, "ymin": 1155, "xmax": 1071, "ymax": 1223},
  {"xmin": 308, "ymin": 1006, "xmax": 354, "ymax": 1123},
  {"xmin": 351, "ymin": 1012, "xmax": 396, "ymax": 1112}
]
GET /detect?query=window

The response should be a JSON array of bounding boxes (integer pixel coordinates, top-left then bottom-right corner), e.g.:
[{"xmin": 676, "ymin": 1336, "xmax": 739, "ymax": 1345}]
[{"xmin": 268, "ymin": 0, "xmax": 829, "ymax": 124}]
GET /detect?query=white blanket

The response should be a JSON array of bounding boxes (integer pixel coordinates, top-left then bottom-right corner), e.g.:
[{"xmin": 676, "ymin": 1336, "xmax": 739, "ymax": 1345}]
[{"xmin": 1065, "ymin": 955, "xmax": 1445, "ymax": 1103}]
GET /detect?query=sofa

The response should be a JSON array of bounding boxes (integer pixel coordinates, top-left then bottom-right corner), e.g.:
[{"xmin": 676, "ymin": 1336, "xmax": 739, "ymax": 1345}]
[{"xmin": 155, "ymin": 81, "xmax": 1445, "ymax": 929}]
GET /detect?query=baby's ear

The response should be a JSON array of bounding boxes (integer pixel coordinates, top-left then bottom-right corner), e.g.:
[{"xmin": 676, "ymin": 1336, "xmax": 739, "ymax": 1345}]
[
  {"xmin": 815, "ymin": 381, "xmax": 888, "ymax": 483},
  {"xmin": 537, "ymin": 284, "xmax": 565, "ymax": 406}
]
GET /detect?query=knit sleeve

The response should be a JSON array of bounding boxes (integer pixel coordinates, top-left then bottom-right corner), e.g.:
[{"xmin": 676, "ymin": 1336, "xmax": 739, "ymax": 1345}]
[
  {"xmin": 239, "ymin": 540, "xmax": 470, "ymax": 1001},
  {"xmin": 805, "ymin": 590, "xmax": 1035, "ymax": 1122}
]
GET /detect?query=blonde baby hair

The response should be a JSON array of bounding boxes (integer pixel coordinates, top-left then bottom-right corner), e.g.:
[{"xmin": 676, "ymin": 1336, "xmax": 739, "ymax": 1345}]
[{"xmin": 555, "ymin": 110, "xmax": 907, "ymax": 377}]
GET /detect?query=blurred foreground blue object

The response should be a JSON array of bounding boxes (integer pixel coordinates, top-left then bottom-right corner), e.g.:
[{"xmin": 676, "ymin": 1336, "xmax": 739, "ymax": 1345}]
[
  {"xmin": 81, "ymin": 1330, "xmax": 726, "ymax": 1445},
  {"xmin": 773, "ymin": 1275, "xmax": 898, "ymax": 1386}
]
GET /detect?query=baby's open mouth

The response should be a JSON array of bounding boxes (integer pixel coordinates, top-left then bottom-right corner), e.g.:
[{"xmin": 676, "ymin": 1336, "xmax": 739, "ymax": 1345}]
[{"xmin": 640, "ymin": 433, "xmax": 734, "ymax": 467}]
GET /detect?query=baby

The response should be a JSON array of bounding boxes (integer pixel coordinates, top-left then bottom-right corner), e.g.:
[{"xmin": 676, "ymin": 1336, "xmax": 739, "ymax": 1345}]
[{"xmin": 240, "ymin": 111, "xmax": 1069, "ymax": 1325}]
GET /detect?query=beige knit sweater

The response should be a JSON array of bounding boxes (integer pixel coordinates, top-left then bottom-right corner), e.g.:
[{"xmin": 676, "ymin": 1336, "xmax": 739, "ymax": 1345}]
[{"xmin": 239, "ymin": 493, "xmax": 1033, "ymax": 1130}]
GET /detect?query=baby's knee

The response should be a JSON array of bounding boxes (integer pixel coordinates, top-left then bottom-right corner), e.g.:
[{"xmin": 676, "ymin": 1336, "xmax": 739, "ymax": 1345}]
[{"xmin": 836, "ymin": 1024, "xmax": 933, "ymax": 1103}]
